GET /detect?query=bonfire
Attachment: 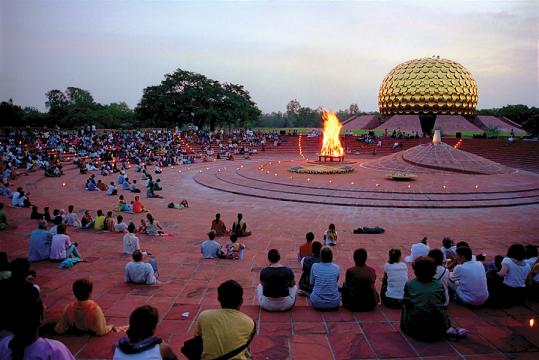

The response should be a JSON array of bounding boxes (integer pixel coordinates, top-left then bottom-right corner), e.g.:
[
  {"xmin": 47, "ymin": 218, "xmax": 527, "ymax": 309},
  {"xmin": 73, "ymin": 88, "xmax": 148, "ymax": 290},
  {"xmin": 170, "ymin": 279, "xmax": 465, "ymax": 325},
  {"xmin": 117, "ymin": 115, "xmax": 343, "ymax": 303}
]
[{"xmin": 319, "ymin": 111, "xmax": 344, "ymax": 162}]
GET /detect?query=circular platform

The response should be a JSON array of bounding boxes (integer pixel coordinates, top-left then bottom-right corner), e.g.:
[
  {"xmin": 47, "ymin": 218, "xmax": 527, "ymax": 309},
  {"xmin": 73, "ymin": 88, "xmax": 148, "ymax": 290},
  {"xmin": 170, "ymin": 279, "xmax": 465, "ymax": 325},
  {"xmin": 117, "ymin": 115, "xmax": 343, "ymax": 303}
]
[
  {"xmin": 288, "ymin": 163, "xmax": 354, "ymax": 174},
  {"xmin": 194, "ymin": 158, "xmax": 539, "ymax": 209}
]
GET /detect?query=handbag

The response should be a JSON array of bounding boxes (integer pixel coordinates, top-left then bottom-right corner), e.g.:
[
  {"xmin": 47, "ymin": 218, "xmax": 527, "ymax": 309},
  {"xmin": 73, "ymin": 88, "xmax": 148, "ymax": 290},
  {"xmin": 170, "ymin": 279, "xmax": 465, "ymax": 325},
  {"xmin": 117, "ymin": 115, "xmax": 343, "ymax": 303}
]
[{"xmin": 181, "ymin": 320, "xmax": 256, "ymax": 360}]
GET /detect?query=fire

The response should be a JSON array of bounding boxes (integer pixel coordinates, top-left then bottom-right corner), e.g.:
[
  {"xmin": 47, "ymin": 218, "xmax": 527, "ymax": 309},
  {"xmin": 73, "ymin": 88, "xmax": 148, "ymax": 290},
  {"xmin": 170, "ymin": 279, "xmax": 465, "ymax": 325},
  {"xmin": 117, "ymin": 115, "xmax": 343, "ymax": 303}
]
[{"xmin": 320, "ymin": 111, "xmax": 344, "ymax": 157}]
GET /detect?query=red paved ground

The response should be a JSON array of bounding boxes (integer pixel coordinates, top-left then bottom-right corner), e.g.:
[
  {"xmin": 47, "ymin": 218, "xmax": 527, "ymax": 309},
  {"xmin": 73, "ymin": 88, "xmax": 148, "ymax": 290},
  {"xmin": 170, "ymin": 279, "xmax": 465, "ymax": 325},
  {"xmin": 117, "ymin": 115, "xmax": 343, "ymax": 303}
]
[{"xmin": 1, "ymin": 153, "xmax": 538, "ymax": 359}]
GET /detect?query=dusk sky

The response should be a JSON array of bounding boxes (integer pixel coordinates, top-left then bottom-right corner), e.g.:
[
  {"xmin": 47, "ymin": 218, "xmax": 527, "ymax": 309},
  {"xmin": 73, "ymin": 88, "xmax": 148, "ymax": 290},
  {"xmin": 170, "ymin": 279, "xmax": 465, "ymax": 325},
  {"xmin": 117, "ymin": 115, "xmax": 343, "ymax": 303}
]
[{"xmin": 1, "ymin": 0, "xmax": 537, "ymax": 113}]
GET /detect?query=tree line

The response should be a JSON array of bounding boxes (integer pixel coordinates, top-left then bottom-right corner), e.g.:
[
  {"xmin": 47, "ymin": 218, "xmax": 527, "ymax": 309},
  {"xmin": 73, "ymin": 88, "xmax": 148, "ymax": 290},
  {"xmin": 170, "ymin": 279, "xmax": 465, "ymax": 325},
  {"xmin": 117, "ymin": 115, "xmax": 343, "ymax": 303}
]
[{"xmin": 0, "ymin": 68, "xmax": 537, "ymax": 135}]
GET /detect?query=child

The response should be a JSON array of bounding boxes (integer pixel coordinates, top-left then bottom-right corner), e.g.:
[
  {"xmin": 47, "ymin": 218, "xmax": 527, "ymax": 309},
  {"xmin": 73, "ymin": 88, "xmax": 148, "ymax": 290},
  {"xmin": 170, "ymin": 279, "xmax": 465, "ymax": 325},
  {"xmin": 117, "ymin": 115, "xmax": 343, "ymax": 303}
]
[
  {"xmin": 94, "ymin": 210, "xmax": 106, "ymax": 231},
  {"xmin": 104, "ymin": 211, "xmax": 115, "ymax": 231},
  {"xmin": 323, "ymin": 224, "xmax": 338, "ymax": 246},
  {"xmin": 138, "ymin": 219, "xmax": 147, "ymax": 234},
  {"xmin": 225, "ymin": 234, "xmax": 245, "ymax": 260},
  {"xmin": 114, "ymin": 215, "xmax": 128, "ymax": 233}
]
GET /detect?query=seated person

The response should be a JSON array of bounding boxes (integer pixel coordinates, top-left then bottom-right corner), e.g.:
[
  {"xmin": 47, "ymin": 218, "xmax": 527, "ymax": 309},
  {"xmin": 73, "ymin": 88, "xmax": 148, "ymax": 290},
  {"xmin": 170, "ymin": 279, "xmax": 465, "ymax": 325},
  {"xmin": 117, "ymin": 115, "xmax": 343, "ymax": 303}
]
[
  {"xmin": 114, "ymin": 305, "xmax": 177, "ymax": 360},
  {"xmin": 298, "ymin": 232, "xmax": 314, "ymax": 262},
  {"xmin": 80, "ymin": 210, "xmax": 94, "ymax": 229},
  {"xmin": 104, "ymin": 211, "xmax": 115, "ymax": 231},
  {"xmin": 145, "ymin": 214, "xmax": 165, "ymax": 236},
  {"xmin": 129, "ymin": 180, "xmax": 141, "ymax": 193},
  {"xmin": 28, "ymin": 220, "xmax": 52, "ymax": 262},
  {"xmin": 323, "ymin": 224, "xmax": 337, "ymax": 246},
  {"xmin": 525, "ymin": 245, "xmax": 538, "ymax": 267},
  {"xmin": 65, "ymin": 205, "xmax": 81, "ymax": 227},
  {"xmin": 106, "ymin": 182, "xmax": 118, "ymax": 196},
  {"xmin": 429, "ymin": 249, "xmax": 450, "ymax": 306},
  {"xmin": 201, "ymin": 230, "xmax": 225, "ymax": 259},
  {"xmin": 0, "ymin": 203, "xmax": 7, "ymax": 230},
  {"xmin": 0, "ymin": 252, "xmax": 10, "ymax": 280},
  {"xmin": 117, "ymin": 171, "xmax": 125, "ymax": 185},
  {"xmin": 341, "ymin": 248, "xmax": 379, "ymax": 312},
  {"xmin": 123, "ymin": 223, "xmax": 151, "ymax": 255},
  {"xmin": 401, "ymin": 257, "xmax": 466, "ymax": 341},
  {"xmin": 121, "ymin": 178, "xmax": 131, "ymax": 191},
  {"xmin": 124, "ymin": 250, "xmax": 158, "ymax": 285},
  {"xmin": 225, "ymin": 234, "xmax": 245, "ymax": 260},
  {"xmin": 167, "ymin": 199, "xmax": 189, "ymax": 209},
  {"xmin": 93, "ymin": 210, "xmax": 106, "ymax": 231},
  {"xmin": 50, "ymin": 225, "xmax": 82, "ymax": 261},
  {"xmin": 441, "ymin": 237, "xmax": 456, "ymax": 262},
  {"xmin": 310, "ymin": 247, "xmax": 340, "ymax": 310},
  {"xmin": 299, "ymin": 241, "xmax": 322, "ymax": 295},
  {"xmin": 381, "ymin": 248, "xmax": 408, "ymax": 308},
  {"xmin": 132, "ymin": 196, "xmax": 146, "ymax": 213},
  {"xmin": 96, "ymin": 180, "xmax": 107, "ymax": 191},
  {"xmin": 448, "ymin": 246, "xmax": 489, "ymax": 306},
  {"xmin": 0, "ymin": 284, "xmax": 75, "ymax": 359},
  {"xmin": 494, "ymin": 244, "xmax": 530, "ymax": 307},
  {"xmin": 55, "ymin": 279, "xmax": 116, "ymax": 336},
  {"xmin": 30, "ymin": 205, "xmax": 44, "ymax": 220},
  {"xmin": 256, "ymin": 249, "xmax": 296, "ymax": 311},
  {"xmin": 192, "ymin": 280, "xmax": 255, "ymax": 360},
  {"xmin": 115, "ymin": 215, "xmax": 129, "ymax": 233},
  {"xmin": 86, "ymin": 179, "xmax": 98, "ymax": 191},
  {"xmin": 526, "ymin": 258, "xmax": 539, "ymax": 301},
  {"xmin": 231, "ymin": 213, "xmax": 251, "ymax": 237},
  {"xmin": 211, "ymin": 213, "xmax": 228, "ymax": 236},
  {"xmin": 405, "ymin": 237, "xmax": 430, "ymax": 263}
]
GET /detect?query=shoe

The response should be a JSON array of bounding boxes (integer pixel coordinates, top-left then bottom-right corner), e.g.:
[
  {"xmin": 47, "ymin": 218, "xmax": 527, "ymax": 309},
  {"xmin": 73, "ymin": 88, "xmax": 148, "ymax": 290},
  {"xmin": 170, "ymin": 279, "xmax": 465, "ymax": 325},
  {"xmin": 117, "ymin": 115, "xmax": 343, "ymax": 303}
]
[{"xmin": 446, "ymin": 327, "xmax": 468, "ymax": 338}]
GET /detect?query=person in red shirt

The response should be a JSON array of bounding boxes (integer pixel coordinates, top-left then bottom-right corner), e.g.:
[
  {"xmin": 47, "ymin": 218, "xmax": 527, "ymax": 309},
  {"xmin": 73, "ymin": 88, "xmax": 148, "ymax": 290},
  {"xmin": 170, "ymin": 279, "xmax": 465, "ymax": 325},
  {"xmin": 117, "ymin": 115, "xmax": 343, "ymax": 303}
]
[{"xmin": 298, "ymin": 232, "xmax": 315, "ymax": 262}]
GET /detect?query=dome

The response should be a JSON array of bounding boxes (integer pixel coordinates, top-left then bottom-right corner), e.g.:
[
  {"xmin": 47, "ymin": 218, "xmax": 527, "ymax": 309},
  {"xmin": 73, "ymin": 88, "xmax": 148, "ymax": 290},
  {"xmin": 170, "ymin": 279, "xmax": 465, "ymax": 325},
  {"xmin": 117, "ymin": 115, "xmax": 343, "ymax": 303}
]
[{"xmin": 378, "ymin": 57, "xmax": 478, "ymax": 116}]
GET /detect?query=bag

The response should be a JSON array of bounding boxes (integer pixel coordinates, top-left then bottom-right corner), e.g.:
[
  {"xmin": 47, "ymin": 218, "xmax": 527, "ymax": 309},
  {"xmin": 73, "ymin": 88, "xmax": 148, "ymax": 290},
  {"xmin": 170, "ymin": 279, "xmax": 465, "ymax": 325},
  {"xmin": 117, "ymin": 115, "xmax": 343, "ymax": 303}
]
[{"xmin": 181, "ymin": 335, "xmax": 203, "ymax": 360}]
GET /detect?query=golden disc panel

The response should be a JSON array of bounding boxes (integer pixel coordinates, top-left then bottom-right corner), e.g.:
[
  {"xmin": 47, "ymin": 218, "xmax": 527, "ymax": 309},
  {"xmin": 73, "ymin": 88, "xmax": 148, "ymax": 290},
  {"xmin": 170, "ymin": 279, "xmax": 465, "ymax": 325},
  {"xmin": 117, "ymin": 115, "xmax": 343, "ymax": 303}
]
[{"xmin": 378, "ymin": 58, "xmax": 478, "ymax": 116}]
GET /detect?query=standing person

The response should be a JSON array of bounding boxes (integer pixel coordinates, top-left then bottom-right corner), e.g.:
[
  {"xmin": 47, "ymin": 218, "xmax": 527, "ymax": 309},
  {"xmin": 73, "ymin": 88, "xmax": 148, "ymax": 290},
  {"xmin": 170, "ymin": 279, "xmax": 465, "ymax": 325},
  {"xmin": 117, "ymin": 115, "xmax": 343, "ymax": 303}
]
[
  {"xmin": 449, "ymin": 246, "xmax": 489, "ymax": 306},
  {"xmin": 309, "ymin": 247, "xmax": 341, "ymax": 310},
  {"xmin": 298, "ymin": 232, "xmax": 315, "ymax": 262},
  {"xmin": 298, "ymin": 241, "xmax": 322, "ymax": 295},
  {"xmin": 381, "ymin": 249, "xmax": 408, "ymax": 308},
  {"xmin": 113, "ymin": 305, "xmax": 177, "ymax": 359},
  {"xmin": 401, "ymin": 257, "xmax": 466, "ymax": 341},
  {"xmin": 28, "ymin": 220, "xmax": 53, "ymax": 262},
  {"xmin": 323, "ymin": 224, "xmax": 338, "ymax": 246},
  {"xmin": 341, "ymin": 248, "xmax": 380, "ymax": 312},
  {"xmin": 256, "ymin": 249, "xmax": 297, "ymax": 312},
  {"xmin": 191, "ymin": 280, "xmax": 256, "ymax": 360},
  {"xmin": 55, "ymin": 279, "xmax": 116, "ymax": 336}
]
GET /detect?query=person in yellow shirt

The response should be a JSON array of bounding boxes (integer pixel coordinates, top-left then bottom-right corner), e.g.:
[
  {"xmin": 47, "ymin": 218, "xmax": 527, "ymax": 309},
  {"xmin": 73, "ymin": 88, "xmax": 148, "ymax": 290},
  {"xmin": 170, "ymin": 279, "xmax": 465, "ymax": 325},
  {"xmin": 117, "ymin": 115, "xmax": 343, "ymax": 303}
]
[
  {"xmin": 194, "ymin": 280, "xmax": 256, "ymax": 360},
  {"xmin": 55, "ymin": 279, "xmax": 120, "ymax": 336},
  {"xmin": 94, "ymin": 210, "xmax": 106, "ymax": 230}
]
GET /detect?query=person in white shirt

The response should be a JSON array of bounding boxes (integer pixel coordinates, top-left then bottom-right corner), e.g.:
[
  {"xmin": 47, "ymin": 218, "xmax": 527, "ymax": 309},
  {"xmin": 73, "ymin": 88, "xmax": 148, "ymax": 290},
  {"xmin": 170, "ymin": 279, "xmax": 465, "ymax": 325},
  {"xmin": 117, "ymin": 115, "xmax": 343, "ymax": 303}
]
[
  {"xmin": 115, "ymin": 215, "xmax": 129, "ymax": 233},
  {"xmin": 496, "ymin": 244, "xmax": 530, "ymax": 306},
  {"xmin": 525, "ymin": 245, "xmax": 538, "ymax": 267},
  {"xmin": 65, "ymin": 205, "xmax": 81, "ymax": 227},
  {"xmin": 449, "ymin": 247, "xmax": 489, "ymax": 306},
  {"xmin": 405, "ymin": 237, "xmax": 430, "ymax": 263},
  {"xmin": 123, "ymin": 223, "xmax": 141, "ymax": 255},
  {"xmin": 124, "ymin": 250, "xmax": 157, "ymax": 285},
  {"xmin": 382, "ymin": 248, "xmax": 408, "ymax": 308}
]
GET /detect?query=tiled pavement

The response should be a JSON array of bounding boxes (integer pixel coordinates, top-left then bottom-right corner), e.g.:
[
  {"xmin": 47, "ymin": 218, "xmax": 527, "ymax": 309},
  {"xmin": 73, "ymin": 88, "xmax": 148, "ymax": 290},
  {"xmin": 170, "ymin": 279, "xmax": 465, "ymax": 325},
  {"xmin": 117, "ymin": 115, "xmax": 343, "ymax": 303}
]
[{"xmin": 1, "ymin": 154, "xmax": 538, "ymax": 359}]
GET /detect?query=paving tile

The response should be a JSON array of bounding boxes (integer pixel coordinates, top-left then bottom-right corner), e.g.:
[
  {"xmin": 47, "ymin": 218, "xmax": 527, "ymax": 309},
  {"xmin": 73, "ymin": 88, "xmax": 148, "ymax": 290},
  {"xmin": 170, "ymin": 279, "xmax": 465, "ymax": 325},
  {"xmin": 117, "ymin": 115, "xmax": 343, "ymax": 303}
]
[
  {"xmin": 291, "ymin": 306, "xmax": 323, "ymax": 322},
  {"xmin": 290, "ymin": 334, "xmax": 333, "ymax": 360},
  {"xmin": 77, "ymin": 331, "xmax": 123, "ymax": 359},
  {"xmin": 251, "ymin": 335, "xmax": 290, "ymax": 360},
  {"xmin": 259, "ymin": 322, "xmax": 292, "ymax": 336},
  {"xmin": 293, "ymin": 322, "xmax": 327, "ymax": 334},
  {"xmin": 328, "ymin": 332, "xmax": 376, "ymax": 359}
]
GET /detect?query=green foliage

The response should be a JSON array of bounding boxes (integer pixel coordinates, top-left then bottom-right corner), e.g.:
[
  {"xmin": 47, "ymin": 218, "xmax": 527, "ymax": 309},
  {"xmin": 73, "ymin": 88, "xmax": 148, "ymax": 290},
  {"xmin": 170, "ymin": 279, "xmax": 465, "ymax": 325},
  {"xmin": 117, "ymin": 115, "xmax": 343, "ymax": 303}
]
[
  {"xmin": 0, "ymin": 99, "xmax": 24, "ymax": 127},
  {"xmin": 135, "ymin": 69, "xmax": 261, "ymax": 130}
]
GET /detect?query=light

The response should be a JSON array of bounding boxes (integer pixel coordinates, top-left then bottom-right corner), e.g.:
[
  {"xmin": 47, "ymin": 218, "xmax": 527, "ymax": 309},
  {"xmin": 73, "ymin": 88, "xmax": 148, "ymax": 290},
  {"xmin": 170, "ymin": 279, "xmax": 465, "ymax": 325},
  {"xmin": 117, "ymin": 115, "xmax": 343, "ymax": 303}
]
[
  {"xmin": 266, "ymin": 171, "xmax": 270, "ymax": 174},
  {"xmin": 376, "ymin": 183, "xmax": 380, "ymax": 187},
  {"xmin": 530, "ymin": 318, "xmax": 535, "ymax": 327},
  {"xmin": 408, "ymin": 184, "xmax": 411, "ymax": 188},
  {"xmin": 307, "ymin": 178, "xmax": 311, "ymax": 182},
  {"xmin": 329, "ymin": 180, "xmax": 332, "ymax": 184},
  {"xmin": 178, "ymin": 170, "xmax": 182, "ymax": 173},
  {"xmin": 274, "ymin": 173, "xmax": 277, "ymax": 176},
  {"xmin": 443, "ymin": 185, "xmax": 447, "ymax": 189},
  {"xmin": 475, "ymin": 185, "xmax": 479, "ymax": 189},
  {"xmin": 350, "ymin": 181, "xmax": 354, "ymax": 185},
  {"xmin": 62, "ymin": 182, "xmax": 66, "ymax": 187}
]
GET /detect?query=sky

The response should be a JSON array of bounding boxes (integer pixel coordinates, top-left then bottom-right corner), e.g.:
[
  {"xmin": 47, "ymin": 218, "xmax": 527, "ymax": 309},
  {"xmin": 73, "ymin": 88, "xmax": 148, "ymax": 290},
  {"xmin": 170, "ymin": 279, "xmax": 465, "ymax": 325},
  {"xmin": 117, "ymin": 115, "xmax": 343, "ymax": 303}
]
[{"xmin": 0, "ymin": 0, "xmax": 537, "ymax": 113}]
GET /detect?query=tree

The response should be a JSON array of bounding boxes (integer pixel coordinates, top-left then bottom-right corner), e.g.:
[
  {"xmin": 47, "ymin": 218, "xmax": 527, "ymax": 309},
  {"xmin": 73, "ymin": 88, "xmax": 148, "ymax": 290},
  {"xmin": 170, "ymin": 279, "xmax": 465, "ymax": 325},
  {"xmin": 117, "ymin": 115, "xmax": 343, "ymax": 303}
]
[
  {"xmin": 135, "ymin": 69, "xmax": 261, "ymax": 129},
  {"xmin": 349, "ymin": 103, "xmax": 360, "ymax": 115},
  {"xmin": 45, "ymin": 89, "xmax": 69, "ymax": 121},
  {"xmin": 286, "ymin": 99, "xmax": 301, "ymax": 116},
  {"xmin": 66, "ymin": 87, "xmax": 94, "ymax": 106},
  {"xmin": 0, "ymin": 99, "xmax": 24, "ymax": 127}
]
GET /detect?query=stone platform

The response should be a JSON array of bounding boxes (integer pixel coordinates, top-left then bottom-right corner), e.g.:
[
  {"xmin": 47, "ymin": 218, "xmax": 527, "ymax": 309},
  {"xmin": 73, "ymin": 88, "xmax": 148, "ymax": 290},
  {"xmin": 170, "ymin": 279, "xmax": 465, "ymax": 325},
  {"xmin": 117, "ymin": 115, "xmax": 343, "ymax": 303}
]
[{"xmin": 1, "ymin": 155, "xmax": 538, "ymax": 359}]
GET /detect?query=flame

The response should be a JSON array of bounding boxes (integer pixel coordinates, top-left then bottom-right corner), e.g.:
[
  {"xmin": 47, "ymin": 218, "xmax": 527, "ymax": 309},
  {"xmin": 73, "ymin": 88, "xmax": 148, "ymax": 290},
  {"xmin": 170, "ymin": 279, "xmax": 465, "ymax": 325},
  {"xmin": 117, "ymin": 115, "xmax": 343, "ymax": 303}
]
[
  {"xmin": 320, "ymin": 111, "xmax": 344, "ymax": 157},
  {"xmin": 530, "ymin": 318, "xmax": 535, "ymax": 327}
]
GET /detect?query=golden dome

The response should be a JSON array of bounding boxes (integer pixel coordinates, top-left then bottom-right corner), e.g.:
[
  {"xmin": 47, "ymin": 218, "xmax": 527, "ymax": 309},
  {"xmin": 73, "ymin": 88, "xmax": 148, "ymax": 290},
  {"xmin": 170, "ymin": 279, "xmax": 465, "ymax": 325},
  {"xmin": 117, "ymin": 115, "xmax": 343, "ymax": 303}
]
[{"xmin": 378, "ymin": 57, "xmax": 478, "ymax": 116}]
